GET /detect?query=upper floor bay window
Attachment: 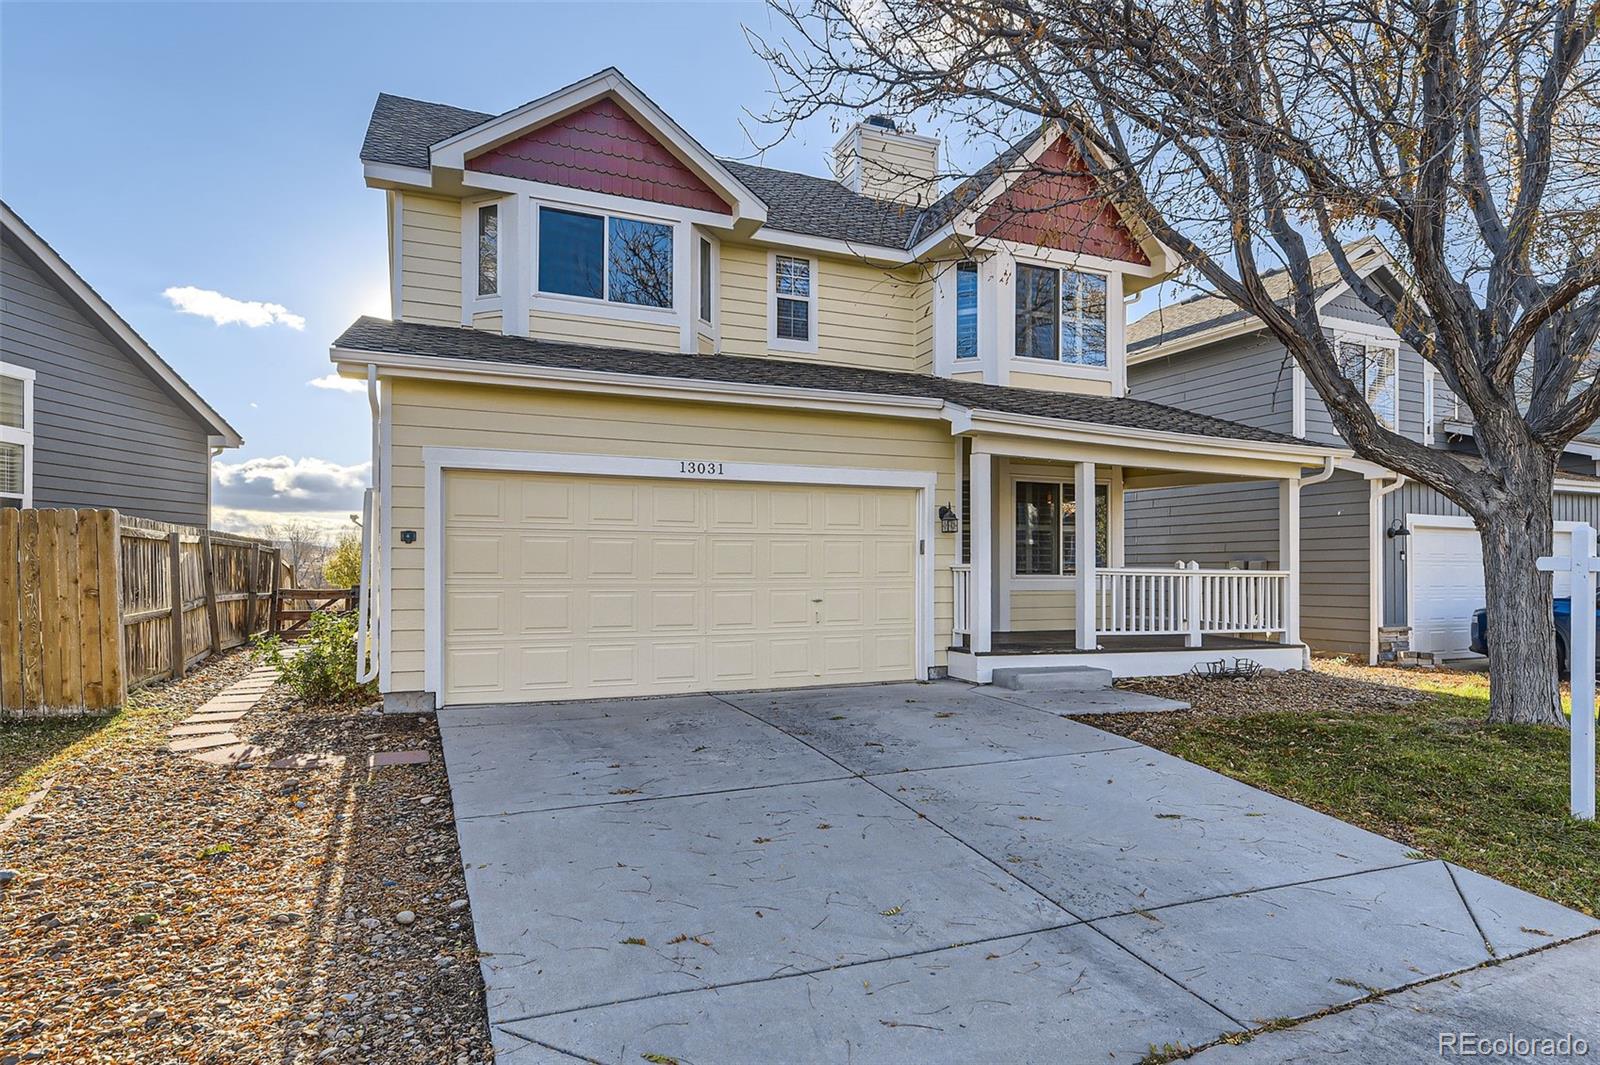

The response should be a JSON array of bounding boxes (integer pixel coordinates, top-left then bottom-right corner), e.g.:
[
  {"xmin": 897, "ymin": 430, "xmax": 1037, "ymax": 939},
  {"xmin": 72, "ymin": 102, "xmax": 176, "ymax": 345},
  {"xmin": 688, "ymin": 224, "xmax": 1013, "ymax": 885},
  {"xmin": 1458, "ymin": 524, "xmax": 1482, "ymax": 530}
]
[
  {"xmin": 476, "ymin": 204, "xmax": 499, "ymax": 297},
  {"xmin": 1015, "ymin": 264, "xmax": 1108, "ymax": 367},
  {"xmin": 1014, "ymin": 480, "xmax": 1109, "ymax": 576},
  {"xmin": 1336, "ymin": 338, "xmax": 1399, "ymax": 429},
  {"xmin": 537, "ymin": 206, "xmax": 674, "ymax": 309},
  {"xmin": 955, "ymin": 261, "xmax": 978, "ymax": 359},
  {"xmin": 0, "ymin": 367, "xmax": 33, "ymax": 509}
]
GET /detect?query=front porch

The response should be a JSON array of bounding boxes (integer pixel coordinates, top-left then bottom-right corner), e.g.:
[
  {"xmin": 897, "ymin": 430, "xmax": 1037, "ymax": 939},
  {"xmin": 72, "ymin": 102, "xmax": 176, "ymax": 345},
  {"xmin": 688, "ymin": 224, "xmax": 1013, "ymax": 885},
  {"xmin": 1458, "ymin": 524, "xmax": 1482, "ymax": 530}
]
[{"xmin": 942, "ymin": 421, "xmax": 1325, "ymax": 683}]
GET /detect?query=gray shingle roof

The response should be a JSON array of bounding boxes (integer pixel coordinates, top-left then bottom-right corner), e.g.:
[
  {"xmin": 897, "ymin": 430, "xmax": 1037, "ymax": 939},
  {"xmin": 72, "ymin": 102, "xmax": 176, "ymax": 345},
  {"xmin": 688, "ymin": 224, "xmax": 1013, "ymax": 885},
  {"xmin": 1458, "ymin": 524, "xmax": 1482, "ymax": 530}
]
[
  {"xmin": 334, "ymin": 316, "xmax": 1318, "ymax": 448},
  {"xmin": 359, "ymin": 93, "xmax": 1029, "ymax": 251},
  {"xmin": 1127, "ymin": 248, "xmax": 1377, "ymax": 355}
]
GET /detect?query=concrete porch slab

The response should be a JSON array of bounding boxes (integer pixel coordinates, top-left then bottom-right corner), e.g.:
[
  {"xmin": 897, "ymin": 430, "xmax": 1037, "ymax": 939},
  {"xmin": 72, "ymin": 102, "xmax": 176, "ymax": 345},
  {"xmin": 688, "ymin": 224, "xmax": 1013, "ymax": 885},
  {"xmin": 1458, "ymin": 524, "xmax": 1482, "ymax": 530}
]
[
  {"xmin": 1093, "ymin": 861, "xmax": 1495, "ymax": 1025},
  {"xmin": 459, "ymin": 776, "xmax": 1066, "ymax": 1021},
  {"xmin": 888, "ymin": 744, "xmax": 1419, "ymax": 919},
  {"xmin": 723, "ymin": 682, "xmax": 1139, "ymax": 775},
  {"xmin": 438, "ymin": 695, "xmax": 844, "ymax": 818},
  {"xmin": 505, "ymin": 924, "xmax": 1238, "ymax": 1064}
]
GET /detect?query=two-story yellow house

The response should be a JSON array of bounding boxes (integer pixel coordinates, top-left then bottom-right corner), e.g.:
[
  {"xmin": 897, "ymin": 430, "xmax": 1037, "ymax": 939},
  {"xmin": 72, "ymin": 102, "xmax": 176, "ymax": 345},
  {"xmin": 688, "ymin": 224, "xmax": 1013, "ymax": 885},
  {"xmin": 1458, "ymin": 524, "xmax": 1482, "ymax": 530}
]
[{"xmin": 333, "ymin": 68, "xmax": 1343, "ymax": 711}]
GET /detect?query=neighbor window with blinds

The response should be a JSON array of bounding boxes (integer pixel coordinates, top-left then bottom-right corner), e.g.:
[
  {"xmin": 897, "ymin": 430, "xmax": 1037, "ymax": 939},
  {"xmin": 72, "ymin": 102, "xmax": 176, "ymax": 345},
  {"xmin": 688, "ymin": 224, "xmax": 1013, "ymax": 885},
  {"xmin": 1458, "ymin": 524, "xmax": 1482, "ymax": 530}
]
[
  {"xmin": 1336, "ymin": 338, "xmax": 1399, "ymax": 429},
  {"xmin": 476, "ymin": 204, "xmax": 499, "ymax": 297},
  {"xmin": 537, "ymin": 206, "xmax": 674, "ymax": 309},
  {"xmin": 1014, "ymin": 480, "xmax": 1109, "ymax": 576},
  {"xmin": 0, "ymin": 369, "xmax": 31, "ymax": 509},
  {"xmin": 1014, "ymin": 264, "xmax": 1108, "ymax": 366}
]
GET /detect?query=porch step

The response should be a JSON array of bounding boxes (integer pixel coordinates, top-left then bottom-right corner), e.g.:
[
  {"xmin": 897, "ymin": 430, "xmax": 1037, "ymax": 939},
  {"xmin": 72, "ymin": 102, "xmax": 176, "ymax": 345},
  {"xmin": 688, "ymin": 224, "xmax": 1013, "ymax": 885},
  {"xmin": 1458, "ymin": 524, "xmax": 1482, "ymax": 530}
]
[{"xmin": 990, "ymin": 665, "xmax": 1113, "ymax": 692}]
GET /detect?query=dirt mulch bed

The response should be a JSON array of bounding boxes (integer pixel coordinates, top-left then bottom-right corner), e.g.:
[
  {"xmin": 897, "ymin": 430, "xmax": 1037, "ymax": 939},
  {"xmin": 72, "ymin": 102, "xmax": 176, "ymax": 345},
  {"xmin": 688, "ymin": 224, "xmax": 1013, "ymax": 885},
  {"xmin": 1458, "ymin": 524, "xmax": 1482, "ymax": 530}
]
[{"xmin": 0, "ymin": 650, "xmax": 491, "ymax": 1064}]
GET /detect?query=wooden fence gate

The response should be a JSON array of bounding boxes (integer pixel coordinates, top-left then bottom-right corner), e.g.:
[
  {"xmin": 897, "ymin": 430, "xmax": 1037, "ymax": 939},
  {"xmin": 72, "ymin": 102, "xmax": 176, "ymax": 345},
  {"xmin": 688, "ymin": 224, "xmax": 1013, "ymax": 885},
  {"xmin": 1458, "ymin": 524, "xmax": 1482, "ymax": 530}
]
[{"xmin": 0, "ymin": 509, "xmax": 286, "ymax": 717}]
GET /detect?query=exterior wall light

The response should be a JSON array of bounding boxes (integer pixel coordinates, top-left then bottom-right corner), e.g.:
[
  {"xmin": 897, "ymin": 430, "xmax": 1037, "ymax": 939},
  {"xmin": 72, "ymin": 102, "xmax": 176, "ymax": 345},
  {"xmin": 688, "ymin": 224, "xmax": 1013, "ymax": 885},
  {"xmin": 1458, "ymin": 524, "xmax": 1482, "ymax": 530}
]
[{"xmin": 938, "ymin": 504, "xmax": 959, "ymax": 534}]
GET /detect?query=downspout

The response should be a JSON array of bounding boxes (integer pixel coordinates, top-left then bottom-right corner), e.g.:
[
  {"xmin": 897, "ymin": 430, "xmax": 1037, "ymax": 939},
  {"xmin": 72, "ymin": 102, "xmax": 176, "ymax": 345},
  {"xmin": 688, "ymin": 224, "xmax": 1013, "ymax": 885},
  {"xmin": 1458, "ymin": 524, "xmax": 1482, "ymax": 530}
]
[
  {"xmin": 1302, "ymin": 455, "xmax": 1336, "ymax": 487},
  {"xmin": 356, "ymin": 365, "xmax": 382, "ymax": 685},
  {"xmin": 1370, "ymin": 473, "xmax": 1408, "ymax": 664}
]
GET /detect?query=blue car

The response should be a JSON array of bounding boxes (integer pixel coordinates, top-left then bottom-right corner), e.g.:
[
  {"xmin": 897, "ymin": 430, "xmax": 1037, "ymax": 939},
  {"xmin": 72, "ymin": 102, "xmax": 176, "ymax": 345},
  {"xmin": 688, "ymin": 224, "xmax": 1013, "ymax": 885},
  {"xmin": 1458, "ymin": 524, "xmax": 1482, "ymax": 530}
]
[{"xmin": 1471, "ymin": 594, "xmax": 1600, "ymax": 674}]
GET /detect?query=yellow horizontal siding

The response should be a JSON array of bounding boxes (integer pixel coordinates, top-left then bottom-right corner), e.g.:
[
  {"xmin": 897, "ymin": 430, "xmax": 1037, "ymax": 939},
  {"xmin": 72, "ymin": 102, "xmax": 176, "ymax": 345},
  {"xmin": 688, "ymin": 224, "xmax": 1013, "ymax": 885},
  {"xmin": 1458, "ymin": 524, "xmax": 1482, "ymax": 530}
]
[
  {"xmin": 1008, "ymin": 370, "xmax": 1114, "ymax": 396},
  {"xmin": 529, "ymin": 309, "xmax": 680, "ymax": 350},
  {"xmin": 1009, "ymin": 588, "xmax": 1078, "ymax": 631},
  {"xmin": 384, "ymin": 378, "xmax": 959, "ymax": 694},
  {"xmin": 401, "ymin": 194, "xmax": 461, "ymax": 327}
]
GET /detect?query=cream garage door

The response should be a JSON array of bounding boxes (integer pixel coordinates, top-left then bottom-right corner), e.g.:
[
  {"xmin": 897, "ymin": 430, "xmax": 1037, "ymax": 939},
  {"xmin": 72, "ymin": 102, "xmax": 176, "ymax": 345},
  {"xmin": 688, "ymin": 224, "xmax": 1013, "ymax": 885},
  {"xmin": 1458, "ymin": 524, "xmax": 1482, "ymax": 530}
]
[
  {"xmin": 1410, "ymin": 522, "xmax": 1572, "ymax": 654},
  {"xmin": 442, "ymin": 470, "xmax": 920, "ymax": 704}
]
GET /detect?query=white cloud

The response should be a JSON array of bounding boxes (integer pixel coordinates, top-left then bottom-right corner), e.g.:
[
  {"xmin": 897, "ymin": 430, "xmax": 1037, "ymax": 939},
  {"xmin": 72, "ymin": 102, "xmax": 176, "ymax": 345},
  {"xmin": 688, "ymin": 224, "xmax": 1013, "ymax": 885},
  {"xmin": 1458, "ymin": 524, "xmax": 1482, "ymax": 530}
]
[
  {"xmin": 163, "ymin": 285, "xmax": 306, "ymax": 330},
  {"xmin": 213, "ymin": 507, "xmax": 357, "ymax": 540},
  {"xmin": 212, "ymin": 455, "xmax": 369, "ymax": 514},
  {"xmin": 307, "ymin": 373, "xmax": 366, "ymax": 394}
]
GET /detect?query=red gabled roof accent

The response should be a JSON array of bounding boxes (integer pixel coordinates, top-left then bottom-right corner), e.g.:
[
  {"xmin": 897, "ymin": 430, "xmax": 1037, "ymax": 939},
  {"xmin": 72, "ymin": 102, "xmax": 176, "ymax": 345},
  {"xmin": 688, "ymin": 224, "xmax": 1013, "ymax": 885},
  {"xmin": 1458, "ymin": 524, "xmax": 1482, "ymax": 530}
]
[
  {"xmin": 466, "ymin": 97, "xmax": 732, "ymax": 214},
  {"xmin": 977, "ymin": 137, "xmax": 1149, "ymax": 265}
]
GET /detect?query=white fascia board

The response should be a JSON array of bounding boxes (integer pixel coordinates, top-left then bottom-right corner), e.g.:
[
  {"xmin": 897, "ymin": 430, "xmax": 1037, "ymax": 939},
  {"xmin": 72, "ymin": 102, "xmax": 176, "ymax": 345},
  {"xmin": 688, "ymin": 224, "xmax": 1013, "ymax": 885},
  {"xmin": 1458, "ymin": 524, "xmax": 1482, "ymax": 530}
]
[
  {"xmin": 743, "ymin": 226, "xmax": 914, "ymax": 265},
  {"xmin": 328, "ymin": 346, "xmax": 947, "ymax": 421},
  {"xmin": 953, "ymin": 407, "xmax": 1347, "ymax": 465},
  {"xmin": 0, "ymin": 202, "xmax": 243, "ymax": 448},
  {"xmin": 363, "ymin": 162, "xmax": 436, "ymax": 191},
  {"xmin": 427, "ymin": 68, "xmax": 766, "ymax": 226}
]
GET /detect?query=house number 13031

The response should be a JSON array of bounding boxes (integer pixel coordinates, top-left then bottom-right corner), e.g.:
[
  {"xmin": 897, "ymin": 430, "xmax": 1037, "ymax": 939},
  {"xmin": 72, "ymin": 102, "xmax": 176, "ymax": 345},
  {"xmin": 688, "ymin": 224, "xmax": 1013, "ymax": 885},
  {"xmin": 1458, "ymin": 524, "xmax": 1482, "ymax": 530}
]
[{"xmin": 680, "ymin": 461, "xmax": 725, "ymax": 476}]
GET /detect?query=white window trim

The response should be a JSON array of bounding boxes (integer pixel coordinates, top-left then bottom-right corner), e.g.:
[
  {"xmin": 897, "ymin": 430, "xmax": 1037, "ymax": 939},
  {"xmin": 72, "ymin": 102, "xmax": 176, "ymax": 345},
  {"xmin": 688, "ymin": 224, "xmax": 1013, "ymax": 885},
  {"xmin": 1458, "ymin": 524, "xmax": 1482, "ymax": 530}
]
[
  {"xmin": 1422, "ymin": 361, "xmax": 1436, "ymax": 445},
  {"xmin": 1335, "ymin": 332, "xmax": 1401, "ymax": 432},
  {"xmin": 530, "ymin": 199, "xmax": 683, "ymax": 323},
  {"xmin": 460, "ymin": 195, "xmax": 517, "ymax": 329},
  {"xmin": 694, "ymin": 229, "xmax": 720, "ymax": 346},
  {"xmin": 768, "ymin": 251, "xmax": 819, "ymax": 354},
  {"xmin": 1009, "ymin": 254, "xmax": 1115, "ymax": 377},
  {"xmin": 0, "ymin": 364, "xmax": 35, "ymax": 509},
  {"xmin": 420, "ymin": 447, "xmax": 936, "ymax": 708},
  {"xmin": 1008, "ymin": 472, "xmax": 1110, "ymax": 586}
]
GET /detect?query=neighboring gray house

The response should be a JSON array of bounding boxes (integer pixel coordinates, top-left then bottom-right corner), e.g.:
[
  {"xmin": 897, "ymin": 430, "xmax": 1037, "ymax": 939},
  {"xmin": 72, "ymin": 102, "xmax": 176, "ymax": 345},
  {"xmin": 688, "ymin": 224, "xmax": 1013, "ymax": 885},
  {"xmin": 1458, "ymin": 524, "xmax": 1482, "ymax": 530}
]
[
  {"xmin": 1, "ymin": 201, "xmax": 241, "ymax": 525},
  {"xmin": 1124, "ymin": 240, "xmax": 1600, "ymax": 663}
]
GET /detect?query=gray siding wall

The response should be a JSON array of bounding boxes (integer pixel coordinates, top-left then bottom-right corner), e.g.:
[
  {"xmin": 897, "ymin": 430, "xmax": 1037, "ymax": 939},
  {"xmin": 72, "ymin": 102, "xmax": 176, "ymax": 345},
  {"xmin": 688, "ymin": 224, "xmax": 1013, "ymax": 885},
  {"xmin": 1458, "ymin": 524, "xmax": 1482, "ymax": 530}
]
[
  {"xmin": 2, "ymin": 237, "xmax": 212, "ymax": 525},
  {"xmin": 1124, "ymin": 469, "xmax": 1372, "ymax": 655},
  {"xmin": 1127, "ymin": 332, "xmax": 1296, "ymax": 435},
  {"xmin": 1380, "ymin": 483, "xmax": 1600, "ymax": 626}
]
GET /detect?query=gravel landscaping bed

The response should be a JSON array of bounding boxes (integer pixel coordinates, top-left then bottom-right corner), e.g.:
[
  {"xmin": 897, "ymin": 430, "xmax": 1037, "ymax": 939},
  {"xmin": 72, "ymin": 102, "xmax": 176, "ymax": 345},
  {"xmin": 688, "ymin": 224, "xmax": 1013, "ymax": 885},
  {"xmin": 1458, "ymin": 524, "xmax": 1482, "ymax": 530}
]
[{"xmin": 0, "ymin": 650, "xmax": 491, "ymax": 1063}]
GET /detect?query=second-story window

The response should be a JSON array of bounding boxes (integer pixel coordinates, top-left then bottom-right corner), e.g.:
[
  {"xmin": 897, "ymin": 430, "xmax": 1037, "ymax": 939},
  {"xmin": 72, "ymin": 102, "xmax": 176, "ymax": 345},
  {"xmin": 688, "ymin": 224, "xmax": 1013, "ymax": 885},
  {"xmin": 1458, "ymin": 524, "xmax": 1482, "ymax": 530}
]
[
  {"xmin": 698, "ymin": 238, "xmax": 713, "ymax": 324},
  {"xmin": 476, "ymin": 204, "xmax": 499, "ymax": 297},
  {"xmin": 1015, "ymin": 264, "xmax": 1108, "ymax": 367},
  {"xmin": 775, "ymin": 255, "xmax": 812, "ymax": 341},
  {"xmin": 1337, "ymin": 338, "xmax": 1399, "ymax": 429},
  {"xmin": 955, "ymin": 261, "xmax": 978, "ymax": 359},
  {"xmin": 537, "ymin": 206, "xmax": 673, "ymax": 309}
]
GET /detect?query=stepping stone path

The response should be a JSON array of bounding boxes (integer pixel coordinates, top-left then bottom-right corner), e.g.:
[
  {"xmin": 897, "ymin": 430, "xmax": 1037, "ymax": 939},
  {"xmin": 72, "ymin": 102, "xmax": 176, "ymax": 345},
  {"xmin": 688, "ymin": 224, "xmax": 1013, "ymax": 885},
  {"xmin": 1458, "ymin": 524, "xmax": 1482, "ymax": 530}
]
[{"xmin": 168, "ymin": 661, "xmax": 345, "ymax": 771}]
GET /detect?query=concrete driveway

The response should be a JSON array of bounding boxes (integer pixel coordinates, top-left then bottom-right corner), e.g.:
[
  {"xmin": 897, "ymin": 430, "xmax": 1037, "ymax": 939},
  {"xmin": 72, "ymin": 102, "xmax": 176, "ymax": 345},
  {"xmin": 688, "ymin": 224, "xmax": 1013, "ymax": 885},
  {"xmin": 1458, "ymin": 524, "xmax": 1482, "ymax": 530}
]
[{"xmin": 438, "ymin": 681, "xmax": 1598, "ymax": 1063}]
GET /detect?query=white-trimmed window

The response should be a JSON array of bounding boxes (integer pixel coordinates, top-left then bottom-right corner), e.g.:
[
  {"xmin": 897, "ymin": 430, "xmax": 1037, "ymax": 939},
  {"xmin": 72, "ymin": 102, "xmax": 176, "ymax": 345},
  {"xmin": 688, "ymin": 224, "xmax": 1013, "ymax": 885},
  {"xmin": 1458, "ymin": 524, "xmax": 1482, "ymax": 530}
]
[
  {"xmin": 476, "ymin": 203, "xmax": 500, "ymax": 297},
  {"xmin": 1337, "ymin": 336, "xmax": 1399, "ymax": 429},
  {"xmin": 1014, "ymin": 264, "xmax": 1107, "ymax": 367},
  {"xmin": 769, "ymin": 252, "xmax": 818, "ymax": 352},
  {"xmin": 955, "ymin": 261, "xmax": 979, "ymax": 359},
  {"xmin": 1014, "ymin": 480, "xmax": 1108, "ymax": 576},
  {"xmin": 536, "ymin": 205, "xmax": 675, "ymax": 309},
  {"xmin": 698, "ymin": 236, "xmax": 714, "ymax": 324},
  {"xmin": 0, "ymin": 366, "xmax": 34, "ymax": 509}
]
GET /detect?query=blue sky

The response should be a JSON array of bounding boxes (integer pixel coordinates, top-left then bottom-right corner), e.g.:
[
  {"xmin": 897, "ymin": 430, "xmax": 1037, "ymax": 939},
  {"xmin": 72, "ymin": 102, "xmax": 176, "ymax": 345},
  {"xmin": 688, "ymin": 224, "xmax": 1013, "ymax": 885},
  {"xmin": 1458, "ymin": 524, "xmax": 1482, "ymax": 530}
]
[{"xmin": 2, "ymin": 1, "xmax": 1171, "ymax": 534}]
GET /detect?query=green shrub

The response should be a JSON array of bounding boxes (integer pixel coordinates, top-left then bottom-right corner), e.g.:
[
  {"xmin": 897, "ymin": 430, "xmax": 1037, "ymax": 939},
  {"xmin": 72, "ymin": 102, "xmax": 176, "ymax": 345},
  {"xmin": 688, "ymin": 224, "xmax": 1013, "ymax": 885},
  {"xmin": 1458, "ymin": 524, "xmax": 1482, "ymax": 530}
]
[
  {"xmin": 323, "ymin": 532, "xmax": 363, "ymax": 588},
  {"xmin": 254, "ymin": 610, "xmax": 376, "ymax": 705}
]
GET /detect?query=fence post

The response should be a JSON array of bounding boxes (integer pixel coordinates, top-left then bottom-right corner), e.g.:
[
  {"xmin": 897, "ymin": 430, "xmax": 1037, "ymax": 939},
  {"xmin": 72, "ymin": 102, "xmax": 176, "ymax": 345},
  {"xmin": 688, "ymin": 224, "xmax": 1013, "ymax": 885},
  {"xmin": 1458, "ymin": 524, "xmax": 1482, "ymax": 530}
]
[
  {"xmin": 200, "ymin": 529, "xmax": 221, "ymax": 654},
  {"xmin": 167, "ymin": 530, "xmax": 185, "ymax": 680},
  {"xmin": 101, "ymin": 511, "xmax": 126, "ymax": 707},
  {"xmin": 1184, "ymin": 560, "xmax": 1202, "ymax": 648},
  {"xmin": 246, "ymin": 543, "xmax": 261, "ymax": 636},
  {"xmin": 268, "ymin": 547, "xmax": 283, "ymax": 637}
]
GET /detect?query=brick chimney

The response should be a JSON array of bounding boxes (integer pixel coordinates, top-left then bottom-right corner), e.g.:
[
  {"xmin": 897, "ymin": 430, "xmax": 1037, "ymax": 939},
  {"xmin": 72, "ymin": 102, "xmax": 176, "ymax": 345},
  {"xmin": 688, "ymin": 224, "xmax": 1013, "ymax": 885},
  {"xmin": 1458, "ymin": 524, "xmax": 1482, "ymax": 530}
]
[{"xmin": 831, "ymin": 116, "xmax": 940, "ymax": 207}]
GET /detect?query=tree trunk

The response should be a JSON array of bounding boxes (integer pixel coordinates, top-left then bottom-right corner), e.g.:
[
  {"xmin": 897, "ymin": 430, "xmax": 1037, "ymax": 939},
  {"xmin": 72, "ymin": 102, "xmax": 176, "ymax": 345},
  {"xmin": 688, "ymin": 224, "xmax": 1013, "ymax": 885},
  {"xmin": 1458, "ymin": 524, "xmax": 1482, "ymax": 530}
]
[{"xmin": 1477, "ymin": 458, "xmax": 1566, "ymax": 727}]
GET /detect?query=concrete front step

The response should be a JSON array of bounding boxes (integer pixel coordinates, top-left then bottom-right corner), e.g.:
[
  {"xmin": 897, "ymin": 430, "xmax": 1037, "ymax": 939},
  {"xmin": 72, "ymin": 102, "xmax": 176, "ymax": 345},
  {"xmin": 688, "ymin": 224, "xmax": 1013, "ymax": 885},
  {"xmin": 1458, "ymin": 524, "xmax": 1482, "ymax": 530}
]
[{"xmin": 990, "ymin": 665, "xmax": 1113, "ymax": 691}]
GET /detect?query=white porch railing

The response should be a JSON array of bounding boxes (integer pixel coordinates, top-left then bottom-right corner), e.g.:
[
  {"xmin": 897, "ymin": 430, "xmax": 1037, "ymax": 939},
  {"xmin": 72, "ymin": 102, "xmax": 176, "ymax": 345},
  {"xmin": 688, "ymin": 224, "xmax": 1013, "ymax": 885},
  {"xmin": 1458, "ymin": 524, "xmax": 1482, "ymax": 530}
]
[
  {"xmin": 951, "ymin": 563, "xmax": 971, "ymax": 646},
  {"xmin": 1097, "ymin": 562, "xmax": 1288, "ymax": 645},
  {"xmin": 950, "ymin": 560, "xmax": 1288, "ymax": 649}
]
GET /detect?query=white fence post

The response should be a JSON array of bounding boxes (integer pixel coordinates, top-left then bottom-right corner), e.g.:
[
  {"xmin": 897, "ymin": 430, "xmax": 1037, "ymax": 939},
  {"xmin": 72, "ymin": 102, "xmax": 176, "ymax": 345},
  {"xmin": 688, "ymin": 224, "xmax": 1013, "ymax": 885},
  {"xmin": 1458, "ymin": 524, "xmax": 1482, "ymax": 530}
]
[
  {"xmin": 1184, "ymin": 561, "xmax": 1202, "ymax": 648},
  {"xmin": 1538, "ymin": 521, "xmax": 1597, "ymax": 821}
]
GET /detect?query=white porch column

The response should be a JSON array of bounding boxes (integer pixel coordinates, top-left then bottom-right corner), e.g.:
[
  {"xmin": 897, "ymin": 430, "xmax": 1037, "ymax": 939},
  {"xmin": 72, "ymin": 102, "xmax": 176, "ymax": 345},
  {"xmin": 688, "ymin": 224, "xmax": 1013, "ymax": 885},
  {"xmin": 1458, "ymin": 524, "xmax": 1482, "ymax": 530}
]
[
  {"xmin": 1279, "ymin": 477, "xmax": 1302, "ymax": 646},
  {"xmin": 970, "ymin": 450, "xmax": 993, "ymax": 653},
  {"xmin": 1075, "ymin": 461, "xmax": 1097, "ymax": 650}
]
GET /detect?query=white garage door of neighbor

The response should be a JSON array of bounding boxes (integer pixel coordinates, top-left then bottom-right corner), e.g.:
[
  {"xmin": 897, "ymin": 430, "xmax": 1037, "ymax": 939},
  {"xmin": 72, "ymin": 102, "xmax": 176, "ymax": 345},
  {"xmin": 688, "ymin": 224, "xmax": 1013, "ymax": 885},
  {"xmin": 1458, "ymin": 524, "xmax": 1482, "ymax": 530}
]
[
  {"xmin": 1409, "ymin": 522, "xmax": 1572, "ymax": 655},
  {"xmin": 442, "ymin": 470, "xmax": 920, "ymax": 704}
]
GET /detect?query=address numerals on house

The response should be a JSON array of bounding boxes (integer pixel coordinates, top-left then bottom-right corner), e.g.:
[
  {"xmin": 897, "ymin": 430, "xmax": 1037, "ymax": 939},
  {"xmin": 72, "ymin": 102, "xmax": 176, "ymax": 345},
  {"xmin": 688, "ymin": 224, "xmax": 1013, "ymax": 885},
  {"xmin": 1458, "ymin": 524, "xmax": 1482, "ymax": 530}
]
[{"xmin": 679, "ymin": 461, "xmax": 726, "ymax": 476}]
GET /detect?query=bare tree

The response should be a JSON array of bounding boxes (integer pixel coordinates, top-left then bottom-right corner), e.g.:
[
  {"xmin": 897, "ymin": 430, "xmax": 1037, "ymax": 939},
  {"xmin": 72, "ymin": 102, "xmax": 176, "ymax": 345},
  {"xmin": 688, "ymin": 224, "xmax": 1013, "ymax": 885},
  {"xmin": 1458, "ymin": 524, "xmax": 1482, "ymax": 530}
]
[
  {"xmin": 755, "ymin": 0, "xmax": 1600, "ymax": 725},
  {"xmin": 260, "ymin": 519, "xmax": 330, "ymax": 589}
]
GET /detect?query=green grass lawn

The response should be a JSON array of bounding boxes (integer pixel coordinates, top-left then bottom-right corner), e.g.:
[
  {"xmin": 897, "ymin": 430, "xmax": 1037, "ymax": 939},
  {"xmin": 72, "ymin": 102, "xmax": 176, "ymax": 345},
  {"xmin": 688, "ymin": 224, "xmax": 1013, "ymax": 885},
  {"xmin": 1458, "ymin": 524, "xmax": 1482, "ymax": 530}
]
[{"xmin": 1109, "ymin": 661, "xmax": 1600, "ymax": 917}]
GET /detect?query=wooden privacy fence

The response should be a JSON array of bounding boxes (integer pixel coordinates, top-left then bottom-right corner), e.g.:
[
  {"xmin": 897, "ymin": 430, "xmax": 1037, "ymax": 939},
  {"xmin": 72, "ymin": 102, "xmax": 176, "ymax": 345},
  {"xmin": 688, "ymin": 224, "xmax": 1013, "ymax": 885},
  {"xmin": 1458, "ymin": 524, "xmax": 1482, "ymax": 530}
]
[
  {"xmin": 272, "ymin": 587, "xmax": 358, "ymax": 640},
  {"xmin": 0, "ymin": 509, "xmax": 287, "ymax": 717}
]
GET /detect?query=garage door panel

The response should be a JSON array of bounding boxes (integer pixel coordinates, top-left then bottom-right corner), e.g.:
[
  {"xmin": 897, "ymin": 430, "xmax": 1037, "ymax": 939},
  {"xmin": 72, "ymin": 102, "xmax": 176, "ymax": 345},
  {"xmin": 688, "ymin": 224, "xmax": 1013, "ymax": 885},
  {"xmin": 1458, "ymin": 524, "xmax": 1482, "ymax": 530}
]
[
  {"xmin": 1411, "ymin": 523, "xmax": 1572, "ymax": 654},
  {"xmin": 444, "ymin": 472, "xmax": 920, "ymax": 703}
]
